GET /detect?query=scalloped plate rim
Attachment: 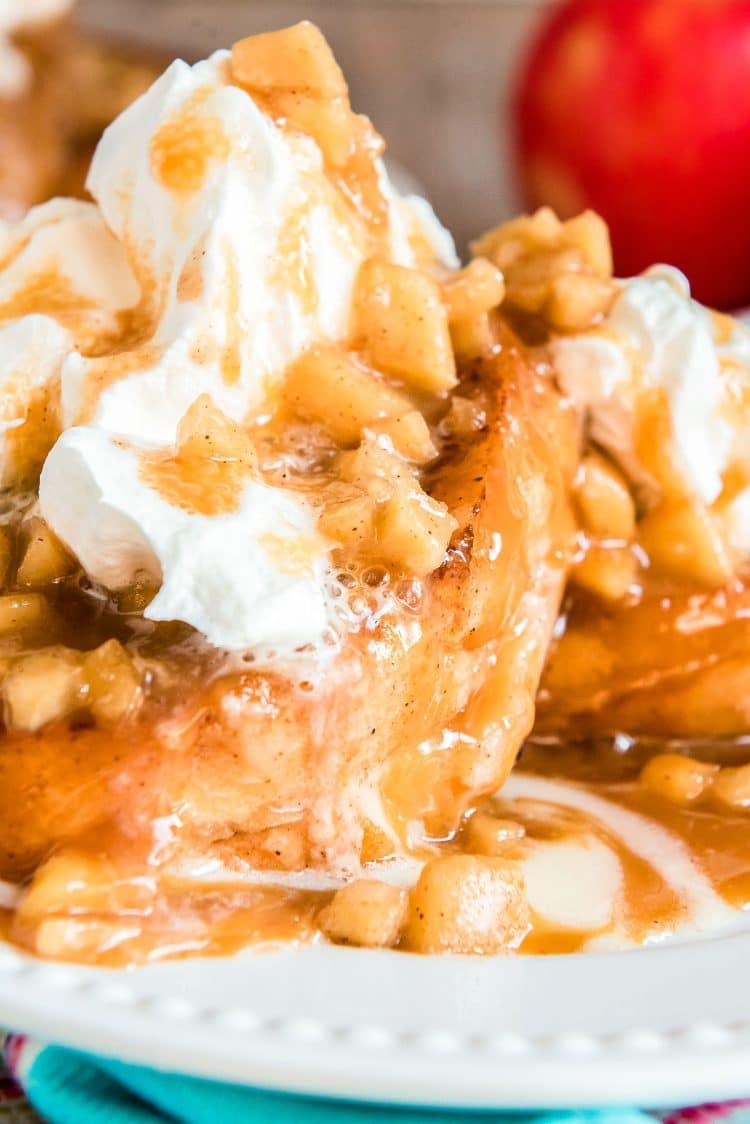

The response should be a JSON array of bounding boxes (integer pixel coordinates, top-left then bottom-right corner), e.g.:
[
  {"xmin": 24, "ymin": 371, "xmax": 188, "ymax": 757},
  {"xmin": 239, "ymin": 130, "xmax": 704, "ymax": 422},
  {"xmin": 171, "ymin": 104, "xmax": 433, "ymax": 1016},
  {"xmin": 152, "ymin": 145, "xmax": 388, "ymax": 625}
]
[{"xmin": 2, "ymin": 925, "xmax": 750, "ymax": 1108}]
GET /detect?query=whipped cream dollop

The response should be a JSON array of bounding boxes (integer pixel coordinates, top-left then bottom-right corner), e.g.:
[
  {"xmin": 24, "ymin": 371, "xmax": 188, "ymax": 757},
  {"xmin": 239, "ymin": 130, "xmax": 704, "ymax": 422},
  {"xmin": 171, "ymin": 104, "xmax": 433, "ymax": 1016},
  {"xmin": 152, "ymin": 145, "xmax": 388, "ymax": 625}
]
[
  {"xmin": 0, "ymin": 40, "xmax": 455, "ymax": 656},
  {"xmin": 552, "ymin": 267, "xmax": 750, "ymax": 513},
  {"xmin": 0, "ymin": 0, "xmax": 73, "ymax": 97},
  {"xmin": 42, "ymin": 428, "xmax": 331, "ymax": 652}
]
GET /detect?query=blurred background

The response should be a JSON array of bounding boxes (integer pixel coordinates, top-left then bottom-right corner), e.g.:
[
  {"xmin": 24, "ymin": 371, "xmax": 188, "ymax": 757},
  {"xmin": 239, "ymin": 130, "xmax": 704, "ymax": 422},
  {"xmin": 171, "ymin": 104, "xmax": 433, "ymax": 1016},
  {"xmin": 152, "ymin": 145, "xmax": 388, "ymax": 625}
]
[{"xmin": 11, "ymin": 0, "xmax": 750, "ymax": 309}]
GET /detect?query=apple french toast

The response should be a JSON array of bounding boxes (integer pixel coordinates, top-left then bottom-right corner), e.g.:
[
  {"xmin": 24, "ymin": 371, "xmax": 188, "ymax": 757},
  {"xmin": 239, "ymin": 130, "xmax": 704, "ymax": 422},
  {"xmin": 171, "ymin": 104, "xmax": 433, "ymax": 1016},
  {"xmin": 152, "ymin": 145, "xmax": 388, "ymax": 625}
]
[{"xmin": 2, "ymin": 21, "xmax": 750, "ymax": 965}]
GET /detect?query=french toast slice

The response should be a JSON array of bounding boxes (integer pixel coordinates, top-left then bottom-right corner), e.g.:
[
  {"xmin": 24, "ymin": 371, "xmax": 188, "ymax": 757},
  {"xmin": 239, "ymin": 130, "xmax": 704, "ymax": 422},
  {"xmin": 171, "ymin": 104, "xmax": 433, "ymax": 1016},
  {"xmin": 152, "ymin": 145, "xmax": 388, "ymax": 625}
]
[
  {"xmin": 536, "ymin": 581, "xmax": 750, "ymax": 740},
  {"xmin": 0, "ymin": 325, "xmax": 578, "ymax": 885}
]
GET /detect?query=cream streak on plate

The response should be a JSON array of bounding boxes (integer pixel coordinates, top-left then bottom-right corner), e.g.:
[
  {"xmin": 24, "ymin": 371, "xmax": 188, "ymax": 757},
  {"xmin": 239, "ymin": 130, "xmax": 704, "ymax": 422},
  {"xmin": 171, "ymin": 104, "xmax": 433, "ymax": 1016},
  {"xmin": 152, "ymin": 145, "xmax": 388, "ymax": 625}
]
[{"xmin": 19, "ymin": 47, "xmax": 458, "ymax": 655}]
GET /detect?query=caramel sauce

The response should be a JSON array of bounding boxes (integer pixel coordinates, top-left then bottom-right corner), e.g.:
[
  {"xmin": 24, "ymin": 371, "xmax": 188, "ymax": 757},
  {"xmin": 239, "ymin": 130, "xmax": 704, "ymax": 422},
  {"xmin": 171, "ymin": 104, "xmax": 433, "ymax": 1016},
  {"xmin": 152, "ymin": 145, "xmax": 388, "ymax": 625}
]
[
  {"xmin": 272, "ymin": 200, "xmax": 319, "ymax": 318},
  {"xmin": 189, "ymin": 337, "xmax": 219, "ymax": 368},
  {"xmin": 519, "ymin": 737, "xmax": 750, "ymax": 924},
  {"xmin": 72, "ymin": 256, "xmax": 166, "ymax": 425},
  {"xmin": 139, "ymin": 448, "xmax": 249, "ymax": 517},
  {"xmin": 240, "ymin": 78, "xmax": 391, "ymax": 253},
  {"xmin": 0, "ymin": 267, "xmax": 94, "ymax": 331},
  {"xmin": 521, "ymin": 928, "xmax": 590, "ymax": 956},
  {"xmin": 220, "ymin": 246, "xmax": 242, "ymax": 385},
  {"xmin": 6, "ymin": 881, "xmax": 328, "ymax": 968},
  {"xmin": 494, "ymin": 782, "xmax": 686, "ymax": 951},
  {"xmin": 326, "ymin": 127, "xmax": 390, "ymax": 248},
  {"xmin": 74, "ymin": 343, "xmax": 165, "ymax": 426},
  {"xmin": 1, "ymin": 382, "xmax": 60, "ymax": 488},
  {"xmin": 0, "ymin": 232, "xmax": 33, "ymax": 277},
  {"xmin": 150, "ymin": 91, "xmax": 231, "ymax": 197},
  {"xmin": 176, "ymin": 238, "xmax": 207, "ymax": 303}
]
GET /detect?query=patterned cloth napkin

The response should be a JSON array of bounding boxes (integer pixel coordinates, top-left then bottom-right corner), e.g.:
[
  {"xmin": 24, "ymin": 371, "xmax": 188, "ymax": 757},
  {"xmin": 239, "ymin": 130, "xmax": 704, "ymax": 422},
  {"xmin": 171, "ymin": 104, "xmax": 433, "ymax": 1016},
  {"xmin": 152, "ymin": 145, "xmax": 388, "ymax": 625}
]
[{"xmin": 3, "ymin": 1034, "xmax": 750, "ymax": 1124}]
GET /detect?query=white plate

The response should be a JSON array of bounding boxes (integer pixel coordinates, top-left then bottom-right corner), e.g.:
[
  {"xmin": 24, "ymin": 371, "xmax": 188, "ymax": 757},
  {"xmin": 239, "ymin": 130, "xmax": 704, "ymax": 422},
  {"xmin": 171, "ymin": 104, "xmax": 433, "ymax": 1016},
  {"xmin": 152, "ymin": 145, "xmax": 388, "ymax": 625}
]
[{"xmin": 2, "ymin": 926, "xmax": 750, "ymax": 1109}]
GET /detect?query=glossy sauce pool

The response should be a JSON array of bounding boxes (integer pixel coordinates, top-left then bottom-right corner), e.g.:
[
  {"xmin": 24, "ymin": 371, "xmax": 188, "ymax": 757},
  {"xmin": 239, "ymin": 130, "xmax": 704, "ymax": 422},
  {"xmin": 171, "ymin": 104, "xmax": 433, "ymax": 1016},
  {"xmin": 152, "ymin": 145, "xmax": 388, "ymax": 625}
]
[{"xmin": 3, "ymin": 737, "xmax": 750, "ymax": 966}]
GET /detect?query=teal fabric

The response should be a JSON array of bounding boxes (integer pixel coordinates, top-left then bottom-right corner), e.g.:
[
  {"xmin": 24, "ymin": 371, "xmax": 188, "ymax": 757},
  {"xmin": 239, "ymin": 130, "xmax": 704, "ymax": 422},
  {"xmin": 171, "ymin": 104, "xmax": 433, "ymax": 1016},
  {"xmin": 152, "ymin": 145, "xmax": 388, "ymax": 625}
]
[{"xmin": 23, "ymin": 1046, "xmax": 656, "ymax": 1124}]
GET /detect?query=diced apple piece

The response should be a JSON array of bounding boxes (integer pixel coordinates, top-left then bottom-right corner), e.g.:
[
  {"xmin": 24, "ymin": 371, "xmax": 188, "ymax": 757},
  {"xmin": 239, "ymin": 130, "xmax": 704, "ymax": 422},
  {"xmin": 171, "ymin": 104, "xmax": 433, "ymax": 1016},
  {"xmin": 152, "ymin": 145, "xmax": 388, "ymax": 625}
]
[
  {"xmin": 331, "ymin": 436, "xmax": 454, "ymax": 573},
  {"xmin": 0, "ymin": 592, "xmax": 57, "ymax": 639},
  {"xmin": 574, "ymin": 451, "xmax": 636, "ymax": 541},
  {"xmin": 638, "ymin": 499, "xmax": 733, "ymax": 587},
  {"xmin": 505, "ymin": 248, "xmax": 582, "ymax": 315},
  {"xmin": 571, "ymin": 545, "xmax": 638, "ymax": 602},
  {"xmin": 402, "ymin": 855, "xmax": 529, "ymax": 954},
  {"xmin": 640, "ymin": 754, "xmax": 718, "ymax": 805},
  {"xmin": 18, "ymin": 850, "xmax": 153, "ymax": 923},
  {"xmin": 3, "ymin": 647, "xmax": 84, "ymax": 732},
  {"xmin": 546, "ymin": 271, "xmax": 615, "ymax": 332},
  {"xmin": 231, "ymin": 23, "xmax": 348, "ymax": 99},
  {"xmin": 320, "ymin": 880, "xmax": 407, "ymax": 948},
  {"xmin": 176, "ymin": 394, "xmax": 256, "ymax": 466},
  {"xmin": 442, "ymin": 395, "xmax": 487, "ymax": 438},
  {"xmin": 366, "ymin": 411, "xmax": 437, "ymax": 465},
  {"xmin": 464, "ymin": 812, "xmax": 526, "ymax": 857},
  {"xmin": 473, "ymin": 207, "xmax": 612, "ymax": 278},
  {"xmin": 441, "ymin": 258, "xmax": 505, "ymax": 323},
  {"xmin": 83, "ymin": 639, "xmax": 142, "ymax": 725},
  {"xmin": 472, "ymin": 206, "xmax": 564, "ymax": 269},
  {"xmin": 19, "ymin": 852, "xmax": 113, "ymax": 921},
  {"xmin": 561, "ymin": 211, "xmax": 613, "ymax": 277},
  {"xmin": 337, "ymin": 436, "xmax": 412, "ymax": 500},
  {"xmin": 318, "ymin": 493, "xmax": 375, "ymax": 549},
  {"xmin": 712, "ymin": 764, "xmax": 750, "ymax": 810},
  {"xmin": 471, "ymin": 209, "xmax": 614, "ymax": 330},
  {"xmin": 354, "ymin": 259, "xmax": 457, "ymax": 393},
  {"xmin": 16, "ymin": 517, "xmax": 76, "ymax": 587},
  {"xmin": 270, "ymin": 92, "xmax": 353, "ymax": 166},
  {"xmin": 376, "ymin": 486, "xmax": 457, "ymax": 576},
  {"xmin": 231, "ymin": 22, "xmax": 360, "ymax": 166},
  {"xmin": 285, "ymin": 347, "xmax": 411, "ymax": 446},
  {"xmin": 450, "ymin": 312, "xmax": 497, "ymax": 361}
]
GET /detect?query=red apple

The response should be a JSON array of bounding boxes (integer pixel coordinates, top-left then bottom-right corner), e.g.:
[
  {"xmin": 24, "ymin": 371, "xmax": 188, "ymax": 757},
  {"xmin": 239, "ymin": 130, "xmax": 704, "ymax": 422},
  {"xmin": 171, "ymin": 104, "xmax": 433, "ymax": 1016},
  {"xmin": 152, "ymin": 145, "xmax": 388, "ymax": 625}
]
[{"xmin": 513, "ymin": 0, "xmax": 750, "ymax": 309}]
